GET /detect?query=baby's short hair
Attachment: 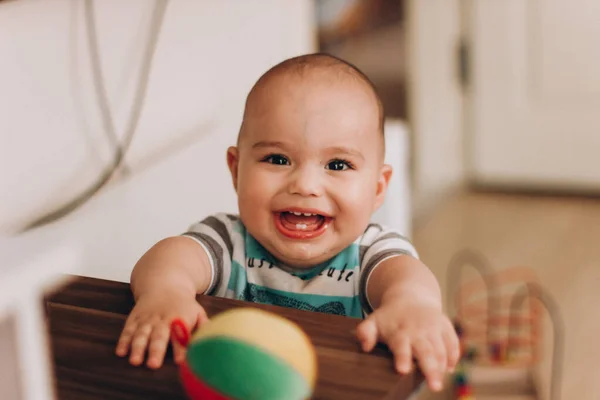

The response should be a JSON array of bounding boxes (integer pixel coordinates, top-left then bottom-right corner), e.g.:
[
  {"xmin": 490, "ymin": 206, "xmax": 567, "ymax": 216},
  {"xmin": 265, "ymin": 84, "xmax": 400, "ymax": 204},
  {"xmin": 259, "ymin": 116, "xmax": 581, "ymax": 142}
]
[{"xmin": 242, "ymin": 53, "xmax": 385, "ymax": 135}]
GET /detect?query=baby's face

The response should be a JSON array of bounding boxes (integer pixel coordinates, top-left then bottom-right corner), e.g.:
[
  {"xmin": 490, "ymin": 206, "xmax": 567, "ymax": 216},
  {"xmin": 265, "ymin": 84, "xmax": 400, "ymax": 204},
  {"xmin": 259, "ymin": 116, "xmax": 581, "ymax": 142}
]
[{"xmin": 228, "ymin": 75, "xmax": 390, "ymax": 268}]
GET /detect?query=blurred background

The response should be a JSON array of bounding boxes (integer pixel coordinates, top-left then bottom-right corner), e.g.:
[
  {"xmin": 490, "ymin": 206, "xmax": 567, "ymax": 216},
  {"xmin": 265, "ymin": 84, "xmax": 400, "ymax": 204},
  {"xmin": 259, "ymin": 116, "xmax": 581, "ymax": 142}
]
[{"xmin": 1, "ymin": 0, "xmax": 599, "ymax": 399}]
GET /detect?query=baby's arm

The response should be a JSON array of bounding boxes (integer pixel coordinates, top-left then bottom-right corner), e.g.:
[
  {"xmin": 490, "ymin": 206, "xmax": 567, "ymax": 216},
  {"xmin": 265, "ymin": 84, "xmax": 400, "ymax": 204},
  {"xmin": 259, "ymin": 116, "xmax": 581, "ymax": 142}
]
[
  {"xmin": 130, "ymin": 236, "xmax": 212, "ymax": 301},
  {"xmin": 365, "ymin": 254, "xmax": 441, "ymax": 315},
  {"xmin": 116, "ymin": 236, "xmax": 212, "ymax": 368},
  {"xmin": 356, "ymin": 255, "xmax": 459, "ymax": 392}
]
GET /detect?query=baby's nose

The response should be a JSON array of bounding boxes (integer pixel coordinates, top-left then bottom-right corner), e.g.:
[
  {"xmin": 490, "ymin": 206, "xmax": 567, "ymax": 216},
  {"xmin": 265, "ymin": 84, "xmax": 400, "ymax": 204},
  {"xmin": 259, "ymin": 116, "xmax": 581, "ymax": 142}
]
[{"xmin": 288, "ymin": 165, "xmax": 323, "ymax": 197}]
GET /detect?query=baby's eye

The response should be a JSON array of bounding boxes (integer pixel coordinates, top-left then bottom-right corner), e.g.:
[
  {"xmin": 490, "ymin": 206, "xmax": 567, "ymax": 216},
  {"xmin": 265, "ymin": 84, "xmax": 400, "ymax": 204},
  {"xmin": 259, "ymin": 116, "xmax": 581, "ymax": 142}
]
[
  {"xmin": 263, "ymin": 154, "xmax": 290, "ymax": 166},
  {"xmin": 326, "ymin": 159, "xmax": 352, "ymax": 171}
]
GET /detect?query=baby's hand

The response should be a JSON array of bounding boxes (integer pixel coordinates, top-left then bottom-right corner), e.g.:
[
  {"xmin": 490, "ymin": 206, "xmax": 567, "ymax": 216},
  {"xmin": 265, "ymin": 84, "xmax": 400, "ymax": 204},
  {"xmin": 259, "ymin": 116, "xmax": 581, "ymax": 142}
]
[
  {"xmin": 356, "ymin": 297, "xmax": 460, "ymax": 392},
  {"xmin": 115, "ymin": 292, "xmax": 208, "ymax": 369}
]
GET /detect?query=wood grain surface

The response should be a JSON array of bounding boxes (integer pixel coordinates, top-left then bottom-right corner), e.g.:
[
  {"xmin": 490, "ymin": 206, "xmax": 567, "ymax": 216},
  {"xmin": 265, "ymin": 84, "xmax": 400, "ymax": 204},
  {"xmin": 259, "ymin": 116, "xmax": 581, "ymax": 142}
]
[{"xmin": 45, "ymin": 276, "xmax": 423, "ymax": 400}]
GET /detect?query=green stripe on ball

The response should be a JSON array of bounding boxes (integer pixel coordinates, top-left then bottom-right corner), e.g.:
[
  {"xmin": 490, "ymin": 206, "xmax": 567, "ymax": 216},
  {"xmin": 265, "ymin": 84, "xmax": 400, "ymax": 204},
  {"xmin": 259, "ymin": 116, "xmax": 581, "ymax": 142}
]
[{"xmin": 188, "ymin": 336, "xmax": 311, "ymax": 400}]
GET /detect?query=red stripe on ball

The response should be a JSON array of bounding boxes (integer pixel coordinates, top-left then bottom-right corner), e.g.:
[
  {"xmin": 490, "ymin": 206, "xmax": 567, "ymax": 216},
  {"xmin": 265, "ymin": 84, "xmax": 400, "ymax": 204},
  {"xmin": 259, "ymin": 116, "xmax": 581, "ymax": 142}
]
[{"xmin": 180, "ymin": 362, "xmax": 231, "ymax": 400}]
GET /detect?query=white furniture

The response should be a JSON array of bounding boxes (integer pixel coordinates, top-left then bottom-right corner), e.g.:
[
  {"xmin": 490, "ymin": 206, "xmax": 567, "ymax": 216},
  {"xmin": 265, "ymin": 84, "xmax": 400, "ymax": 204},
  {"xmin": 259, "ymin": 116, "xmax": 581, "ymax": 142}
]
[{"xmin": 0, "ymin": 237, "xmax": 80, "ymax": 400}]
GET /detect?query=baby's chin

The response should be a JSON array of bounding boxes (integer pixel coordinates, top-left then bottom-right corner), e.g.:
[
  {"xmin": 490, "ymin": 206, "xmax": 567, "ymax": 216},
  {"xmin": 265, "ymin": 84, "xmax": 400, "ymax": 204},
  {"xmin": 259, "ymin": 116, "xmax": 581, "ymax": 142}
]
[{"xmin": 268, "ymin": 242, "xmax": 340, "ymax": 269}]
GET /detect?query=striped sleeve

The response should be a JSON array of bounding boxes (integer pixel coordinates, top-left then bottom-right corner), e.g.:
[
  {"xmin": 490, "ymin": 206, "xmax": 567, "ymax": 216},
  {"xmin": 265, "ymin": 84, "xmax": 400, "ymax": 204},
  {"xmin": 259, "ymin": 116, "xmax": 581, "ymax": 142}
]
[
  {"xmin": 180, "ymin": 213, "xmax": 237, "ymax": 296},
  {"xmin": 358, "ymin": 223, "xmax": 420, "ymax": 314}
]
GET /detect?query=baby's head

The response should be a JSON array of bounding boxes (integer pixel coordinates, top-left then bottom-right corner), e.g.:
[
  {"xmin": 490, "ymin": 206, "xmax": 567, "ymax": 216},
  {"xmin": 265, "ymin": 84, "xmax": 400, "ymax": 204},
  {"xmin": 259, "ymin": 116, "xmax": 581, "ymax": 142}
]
[{"xmin": 227, "ymin": 53, "xmax": 392, "ymax": 268}]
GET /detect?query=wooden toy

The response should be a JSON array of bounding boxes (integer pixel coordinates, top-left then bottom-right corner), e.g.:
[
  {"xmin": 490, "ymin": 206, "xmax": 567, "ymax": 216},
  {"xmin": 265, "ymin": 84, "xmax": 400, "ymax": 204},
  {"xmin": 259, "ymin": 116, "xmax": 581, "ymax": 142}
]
[
  {"xmin": 171, "ymin": 307, "xmax": 317, "ymax": 400},
  {"xmin": 447, "ymin": 249, "xmax": 564, "ymax": 400}
]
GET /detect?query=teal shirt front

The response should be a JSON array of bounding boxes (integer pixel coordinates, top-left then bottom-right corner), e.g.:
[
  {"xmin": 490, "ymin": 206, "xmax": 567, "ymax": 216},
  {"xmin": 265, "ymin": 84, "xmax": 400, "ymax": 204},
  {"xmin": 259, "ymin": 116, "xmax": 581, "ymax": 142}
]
[{"xmin": 230, "ymin": 231, "xmax": 365, "ymax": 318}]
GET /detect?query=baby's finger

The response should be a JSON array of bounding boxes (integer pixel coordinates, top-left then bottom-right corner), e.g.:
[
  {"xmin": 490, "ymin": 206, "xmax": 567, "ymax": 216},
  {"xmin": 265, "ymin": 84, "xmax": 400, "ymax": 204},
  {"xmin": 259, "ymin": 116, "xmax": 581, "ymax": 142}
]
[
  {"xmin": 173, "ymin": 309, "xmax": 209, "ymax": 364},
  {"xmin": 355, "ymin": 317, "xmax": 378, "ymax": 352},
  {"xmin": 430, "ymin": 334, "xmax": 448, "ymax": 376},
  {"xmin": 172, "ymin": 339, "xmax": 188, "ymax": 364},
  {"xmin": 388, "ymin": 334, "xmax": 412, "ymax": 374},
  {"xmin": 196, "ymin": 307, "xmax": 209, "ymax": 327},
  {"xmin": 413, "ymin": 337, "xmax": 442, "ymax": 392},
  {"xmin": 146, "ymin": 323, "xmax": 170, "ymax": 369},
  {"xmin": 442, "ymin": 325, "xmax": 460, "ymax": 370},
  {"xmin": 129, "ymin": 322, "xmax": 153, "ymax": 366},
  {"xmin": 115, "ymin": 319, "xmax": 138, "ymax": 357}
]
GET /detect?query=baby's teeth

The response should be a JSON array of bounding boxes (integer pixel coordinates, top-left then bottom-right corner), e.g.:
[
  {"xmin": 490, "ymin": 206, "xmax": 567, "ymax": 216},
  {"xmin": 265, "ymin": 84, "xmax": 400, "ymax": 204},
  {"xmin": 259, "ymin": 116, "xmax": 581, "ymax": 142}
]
[
  {"xmin": 293, "ymin": 211, "xmax": 302, "ymax": 216},
  {"xmin": 296, "ymin": 223, "xmax": 307, "ymax": 230},
  {"xmin": 303, "ymin": 213, "xmax": 313, "ymax": 216}
]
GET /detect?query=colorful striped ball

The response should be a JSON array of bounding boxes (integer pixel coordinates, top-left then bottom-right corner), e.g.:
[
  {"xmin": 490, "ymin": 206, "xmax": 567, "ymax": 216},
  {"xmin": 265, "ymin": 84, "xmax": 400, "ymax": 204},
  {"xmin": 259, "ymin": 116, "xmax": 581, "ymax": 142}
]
[{"xmin": 177, "ymin": 308, "xmax": 317, "ymax": 400}]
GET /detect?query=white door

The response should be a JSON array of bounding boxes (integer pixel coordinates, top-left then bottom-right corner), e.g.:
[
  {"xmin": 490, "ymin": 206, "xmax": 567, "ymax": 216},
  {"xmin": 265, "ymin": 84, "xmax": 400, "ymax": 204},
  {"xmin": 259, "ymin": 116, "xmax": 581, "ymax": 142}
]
[{"xmin": 466, "ymin": 0, "xmax": 600, "ymax": 191}]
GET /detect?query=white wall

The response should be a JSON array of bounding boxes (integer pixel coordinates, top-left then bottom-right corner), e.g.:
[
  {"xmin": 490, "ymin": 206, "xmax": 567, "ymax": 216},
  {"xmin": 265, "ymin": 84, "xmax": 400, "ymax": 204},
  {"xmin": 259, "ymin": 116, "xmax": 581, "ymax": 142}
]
[
  {"xmin": 0, "ymin": 0, "xmax": 316, "ymax": 234},
  {"xmin": 406, "ymin": 0, "xmax": 465, "ymax": 218}
]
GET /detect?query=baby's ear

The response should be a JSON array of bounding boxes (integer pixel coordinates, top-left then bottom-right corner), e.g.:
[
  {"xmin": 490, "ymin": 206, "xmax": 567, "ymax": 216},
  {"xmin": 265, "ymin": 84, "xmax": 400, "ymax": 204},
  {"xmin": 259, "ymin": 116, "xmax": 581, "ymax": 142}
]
[
  {"xmin": 226, "ymin": 146, "xmax": 240, "ymax": 191},
  {"xmin": 373, "ymin": 164, "xmax": 393, "ymax": 211}
]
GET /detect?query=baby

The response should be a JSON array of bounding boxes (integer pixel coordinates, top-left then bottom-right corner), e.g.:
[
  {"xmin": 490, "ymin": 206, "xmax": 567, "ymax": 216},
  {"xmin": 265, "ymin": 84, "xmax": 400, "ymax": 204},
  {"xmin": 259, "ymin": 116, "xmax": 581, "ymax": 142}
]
[{"xmin": 115, "ymin": 53, "xmax": 459, "ymax": 392}]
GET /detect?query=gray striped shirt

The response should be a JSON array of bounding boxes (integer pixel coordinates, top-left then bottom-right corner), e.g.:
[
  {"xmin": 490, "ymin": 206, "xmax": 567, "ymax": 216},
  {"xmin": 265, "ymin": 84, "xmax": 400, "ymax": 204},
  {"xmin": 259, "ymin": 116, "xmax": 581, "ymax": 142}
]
[{"xmin": 182, "ymin": 213, "xmax": 419, "ymax": 318}]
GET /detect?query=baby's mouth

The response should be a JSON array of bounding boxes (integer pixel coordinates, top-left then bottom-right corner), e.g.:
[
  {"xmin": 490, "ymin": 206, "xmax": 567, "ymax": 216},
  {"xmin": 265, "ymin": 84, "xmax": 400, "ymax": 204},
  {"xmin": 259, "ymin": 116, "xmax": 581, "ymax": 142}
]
[{"xmin": 274, "ymin": 211, "xmax": 331, "ymax": 239}]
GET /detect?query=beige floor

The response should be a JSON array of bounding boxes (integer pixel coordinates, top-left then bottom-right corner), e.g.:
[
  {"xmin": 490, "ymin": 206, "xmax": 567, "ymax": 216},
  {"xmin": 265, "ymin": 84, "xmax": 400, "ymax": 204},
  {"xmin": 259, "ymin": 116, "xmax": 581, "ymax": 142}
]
[{"xmin": 411, "ymin": 190, "xmax": 600, "ymax": 400}]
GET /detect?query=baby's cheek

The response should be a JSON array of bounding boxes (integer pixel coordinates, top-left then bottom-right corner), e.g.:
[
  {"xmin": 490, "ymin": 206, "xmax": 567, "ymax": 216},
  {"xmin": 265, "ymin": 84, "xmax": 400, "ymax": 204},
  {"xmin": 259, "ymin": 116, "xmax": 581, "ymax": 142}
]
[
  {"xmin": 239, "ymin": 174, "xmax": 271, "ymax": 204},
  {"xmin": 338, "ymin": 194, "xmax": 374, "ymax": 226},
  {"xmin": 248, "ymin": 171, "xmax": 282, "ymax": 199}
]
